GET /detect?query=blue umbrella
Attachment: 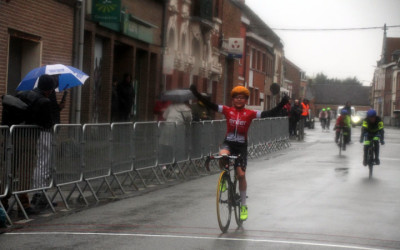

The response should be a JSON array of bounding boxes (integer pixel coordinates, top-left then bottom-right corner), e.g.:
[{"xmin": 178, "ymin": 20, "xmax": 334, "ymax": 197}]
[{"xmin": 17, "ymin": 64, "xmax": 89, "ymax": 92}]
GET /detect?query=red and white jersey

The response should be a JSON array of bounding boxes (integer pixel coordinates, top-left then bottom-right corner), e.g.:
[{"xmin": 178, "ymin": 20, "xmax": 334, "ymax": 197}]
[{"xmin": 219, "ymin": 105, "xmax": 261, "ymax": 143}]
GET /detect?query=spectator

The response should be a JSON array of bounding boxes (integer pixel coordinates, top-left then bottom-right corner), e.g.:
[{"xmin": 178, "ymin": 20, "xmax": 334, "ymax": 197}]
[
  {"xmin": 153, "ymin": 99, "xmax": 171, "ymax": 121},
  {"xmin": 111, "ymin": 76, "xmax": 119, "ymax": 122},
  {"xmin": 163, "ymin": 101, "xmax": 192, "ymax": 124},
  {"xmin": 192, "ymin": 93, "xmax": 212, "ymax": 121},
  {"xmin": 117, "ymin": 73, "xmax": 135, "ymax": 121},
  {"xmin": 2, "ymin": 75, "xmax": 56, "ymax": 215},
  {"xmin": 281, "ymin": 98, "xmax": 291, "ymax": 117},
  {"xmin": 289, "ymin": 99, "xmax": 302, "ymax": 137}
]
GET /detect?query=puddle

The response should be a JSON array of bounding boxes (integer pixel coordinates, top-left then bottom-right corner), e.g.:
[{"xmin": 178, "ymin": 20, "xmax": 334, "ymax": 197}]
[{"xmin": 334, "ymin": 167, "xmax": 349, "ymax": 177}]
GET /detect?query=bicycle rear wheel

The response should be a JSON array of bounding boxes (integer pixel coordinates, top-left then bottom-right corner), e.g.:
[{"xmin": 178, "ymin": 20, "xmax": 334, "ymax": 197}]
[
  {"xmin": 233, "ymin": 178, "xmax": 243, "ymax": 227},
  {"xmin": 339, "ymin": 132, "xmax": 343, "ymax": 156},
  {"xmin": 368, "ymin": 148, "xmax": 374, "ymax": 179},
  {"xmin": 216, "ymin": 171, "xmax": 231, "ymax": 232}
]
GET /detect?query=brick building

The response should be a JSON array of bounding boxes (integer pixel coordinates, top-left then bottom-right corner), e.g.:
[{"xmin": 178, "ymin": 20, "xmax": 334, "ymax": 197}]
[
  {"xmin": 163, "ymin": 0, "xmax": 242, "ymax": 108},
  {"xmin": 82, "ymin": 0, "xmax": 164, "ymax": 122},
  {"xmin": 232, "ymin": 0, "xmax": 284, "ymax": 110},
  {"xmin": 0, "ymin": 0, "xmax": 75, "ymax": 123},
  {"xmin": 283, "ymin": 58, "xmax": 306, "ymax": 99},
  {"xmin": 371, "ymin": 32, "xmax": 400, "ymax": 126}
]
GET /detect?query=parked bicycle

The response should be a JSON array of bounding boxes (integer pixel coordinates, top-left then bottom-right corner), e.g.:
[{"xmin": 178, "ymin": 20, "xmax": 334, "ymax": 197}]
[{"xmin": 213, "ymin": 154, "xmax": 243, "ymax": 233}]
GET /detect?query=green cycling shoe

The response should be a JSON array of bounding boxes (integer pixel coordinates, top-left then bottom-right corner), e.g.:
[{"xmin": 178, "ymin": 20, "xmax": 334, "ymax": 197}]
[
  {"xmin": 219, "ymin": 180, "xmax": 227, "ymax": 192},
  {"xmin": 240, "ymin": 205, "xmax": 248, "ymax": 221}
]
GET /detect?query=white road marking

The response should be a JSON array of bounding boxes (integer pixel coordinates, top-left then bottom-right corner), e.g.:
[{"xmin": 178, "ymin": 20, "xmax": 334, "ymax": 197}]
[{"xmin": 6, "ymin": 232, "xmax": 384, "ymax": 250}]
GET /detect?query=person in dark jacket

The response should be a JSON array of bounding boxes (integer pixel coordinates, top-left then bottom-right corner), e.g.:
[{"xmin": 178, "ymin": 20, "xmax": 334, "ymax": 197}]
[
  {"xmin": 117, "ymin": 73, "xmax": 135, "ymax": 121},
  {"xmin": 1, "ymin": 75, "xmax": 56, "ymax": 215},
  {"xmin": 192, "ymin": 93, "xmax": 212, "ymax": 121},
  {"xmin": 289, "ymin": 99, "xmax": 302, "ymax": 136}
]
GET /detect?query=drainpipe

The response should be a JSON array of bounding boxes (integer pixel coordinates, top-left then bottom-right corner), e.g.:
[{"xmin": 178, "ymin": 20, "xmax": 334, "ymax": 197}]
[
  {"xmin": 160, "ymin": 0, "xmax": 168, "ymax": 96},
  {"xmin": 75, "ymin": 0, "xmax": 85, "ymax": 124}
]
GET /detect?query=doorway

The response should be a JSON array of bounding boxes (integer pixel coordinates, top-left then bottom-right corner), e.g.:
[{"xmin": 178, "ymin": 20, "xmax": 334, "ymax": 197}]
[{"xmin": 7, "ymin": 33, "xmax": 41, "ymax": 95}]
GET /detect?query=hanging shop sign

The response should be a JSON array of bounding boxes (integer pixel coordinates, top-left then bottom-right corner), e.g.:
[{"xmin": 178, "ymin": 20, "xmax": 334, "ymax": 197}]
[{"xmin": 92, "ymin": 0, "xmax": 121, "ymax": 23}]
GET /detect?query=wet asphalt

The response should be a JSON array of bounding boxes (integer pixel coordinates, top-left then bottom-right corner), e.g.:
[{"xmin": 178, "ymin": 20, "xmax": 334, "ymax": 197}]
[{"xmin": 1, "ymin": 123, "xmax": 400, "ymax": 250}]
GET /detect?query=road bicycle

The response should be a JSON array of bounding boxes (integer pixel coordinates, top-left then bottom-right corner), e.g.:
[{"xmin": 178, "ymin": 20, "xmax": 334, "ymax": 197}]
[
  {"xmin": 337, "ymin": 126, "xmax": 347, "ymax": 156},
  {"xmin": 363, "ymin": 133, "xmax": 381, "ymax": 179},
  {"xmin": 213, "ymin": 154, "xmax": 243, "ymax": 233}
]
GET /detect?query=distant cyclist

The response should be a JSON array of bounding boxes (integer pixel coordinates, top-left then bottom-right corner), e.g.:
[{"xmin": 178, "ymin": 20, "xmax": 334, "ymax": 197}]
[
  {"xmin": 190, "ymin": 84, "xmax": 289, "ymax": 221},
  {"xmin": 334, "ymin": 109, "xmax": 351, "ymax": 149},
  {"xmin": 319, "ymin": 108, "xmax": 328, "ymax": 131},
  {"xmin": 360, "ymin": 109, "xmax": 384, "ymax": 166},
  {"xmin": 326, "ymin": 107, "xmax": 332, "ymax": 130}
]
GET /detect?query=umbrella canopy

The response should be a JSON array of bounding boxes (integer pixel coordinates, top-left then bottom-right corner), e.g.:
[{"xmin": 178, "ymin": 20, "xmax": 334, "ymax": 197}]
[
  {"xmin": 161, "ymin": 89, "xmax": 195, "ymax": 103},
  {"xmin": 16, "ymin": 64, "xmax": 89, "ymax": 92}
]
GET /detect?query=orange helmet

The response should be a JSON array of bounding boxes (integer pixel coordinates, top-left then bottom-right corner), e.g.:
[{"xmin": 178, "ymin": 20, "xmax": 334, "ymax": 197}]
[{"xmin": 231, "ymin": 86, "xmax": 250, "ymax": 98}]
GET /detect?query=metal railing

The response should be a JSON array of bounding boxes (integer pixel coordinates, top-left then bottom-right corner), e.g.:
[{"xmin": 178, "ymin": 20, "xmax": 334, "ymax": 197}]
[{"xmin": 0, "ymin": 117, "xmax": 290, "ymax": 223}]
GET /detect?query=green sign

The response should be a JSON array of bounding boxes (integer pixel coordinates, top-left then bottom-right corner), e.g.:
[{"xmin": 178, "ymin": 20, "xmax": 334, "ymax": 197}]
[
  {"xmin": 92, "ymin": 0, "xmax": 121, "ymax": 23},
  {"xmin": 122, "ymin": 15, "xmax": 154, "ymax": 44}
]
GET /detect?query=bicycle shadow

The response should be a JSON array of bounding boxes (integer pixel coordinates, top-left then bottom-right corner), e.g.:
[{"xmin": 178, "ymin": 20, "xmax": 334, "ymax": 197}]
[
  {"xmin": 360, "ymin": 176, "xmax": 380, "ymax": 185},
  {"xmin": 214, "ymin": 226, "xmax": 246, "ymax": 249}
]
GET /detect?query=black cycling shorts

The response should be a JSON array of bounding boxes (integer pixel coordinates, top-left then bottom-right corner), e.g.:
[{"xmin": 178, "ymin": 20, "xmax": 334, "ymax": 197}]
[{"xmin": 220, "ymin": 140, "xmax": 248, "ymax": 170}]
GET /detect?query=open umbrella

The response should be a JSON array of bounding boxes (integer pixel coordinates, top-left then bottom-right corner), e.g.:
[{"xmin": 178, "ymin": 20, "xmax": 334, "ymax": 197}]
[
  {"xmin": 16, "ymin": 64, "xmax": 89, "ymax": 92},
  {"xmin": 161, "ymin": 89, "xmax": 195, "ymax": 103}
]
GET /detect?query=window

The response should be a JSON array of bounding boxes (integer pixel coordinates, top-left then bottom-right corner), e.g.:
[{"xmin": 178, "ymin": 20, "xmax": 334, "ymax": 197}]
[
  {"xmin": 257, "ymin": 51, "xmax": 262, "ymax": 71},
  {"xmin": 262, "ymin": 54, "xmax": 266, "ymax": 73},
  {"xmin": 251, "ymin": 48, "xmax": 256, "ymax": 69}
]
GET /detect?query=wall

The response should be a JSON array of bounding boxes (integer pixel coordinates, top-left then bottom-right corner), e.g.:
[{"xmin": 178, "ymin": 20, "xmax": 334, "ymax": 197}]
[{"xmin": 0, "ymin": 0, "xmax": 74, "ymax": 123}]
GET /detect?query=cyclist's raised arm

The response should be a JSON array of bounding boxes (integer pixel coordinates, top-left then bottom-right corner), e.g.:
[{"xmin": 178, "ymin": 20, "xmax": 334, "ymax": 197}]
[
  {"xmin": 190, "ymin": 84, "xmax": 219, "ymax": 112},
  {"xmin": 260, "ymin": 95, "xmax": 290, "ymax": 118}
]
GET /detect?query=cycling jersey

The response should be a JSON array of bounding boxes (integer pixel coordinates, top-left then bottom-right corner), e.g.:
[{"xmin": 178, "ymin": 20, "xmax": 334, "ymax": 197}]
[{"xmin": 218, "ymin": 105, "xmax": 261, "ymax": 143}]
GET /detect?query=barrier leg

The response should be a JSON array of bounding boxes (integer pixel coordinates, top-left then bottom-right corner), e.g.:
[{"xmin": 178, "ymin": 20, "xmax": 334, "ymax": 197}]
[
  {"xmin": 14, "ymin": 194, "xmax": 29, "ymax": 220},
  {"xmin": 85, "ymin": 180, "xmax": 99, "ymax": 203},
  {"xmin": 51, "ymin": 186, "xmax": 70, "ymax": 210},
  {"xmin": 0, "ymin": 201, "xmax": 12, "ymax": 226},
  {"xmin": 75, "ymin": 183, "xmax": 89, "ymax": 206},
  {"xmin": 112, "ymin": 174, "xmax": 126, "ymax": 194},
  {"xmin": 41, "ymin": 190, "xmax": 55, "ymax": 213},
  {"xmin": 134, "ymin": 170, "xmax": 147, "ymax": 188}
]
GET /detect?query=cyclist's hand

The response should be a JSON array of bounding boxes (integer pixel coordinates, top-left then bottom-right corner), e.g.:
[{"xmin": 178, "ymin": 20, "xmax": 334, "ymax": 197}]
[
  {"xmin": 190, "ymin": 84, "xmax": 198, "ymax": 94},
  {"xmin": 279, "ymin": 95, "xmax": 290, "ymax": 106},
  {"xmin": 381, "ymin": 140, "xmax": 385, "ymax": 145},
  {"xmin": 359, "ymin": 138, "xmax": 363, "ymax": 143}
]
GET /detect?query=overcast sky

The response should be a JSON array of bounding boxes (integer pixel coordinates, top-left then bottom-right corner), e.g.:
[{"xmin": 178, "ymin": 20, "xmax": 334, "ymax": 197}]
[{"xmin": 246, "ymin": 0, "xmax": 400, "ymax": 85}]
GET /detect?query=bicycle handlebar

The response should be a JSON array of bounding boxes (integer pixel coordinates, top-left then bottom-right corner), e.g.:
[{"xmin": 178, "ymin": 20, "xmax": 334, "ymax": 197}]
[{"xmin": 211, "ymin": 154, "xmax": 239, "ymax": 160}]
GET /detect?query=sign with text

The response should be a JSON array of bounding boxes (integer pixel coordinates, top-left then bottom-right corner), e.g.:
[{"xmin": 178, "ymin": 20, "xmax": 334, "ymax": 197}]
[{"xmin": 92, "ymin": 0, "xmax": 121, "ymax": 23}]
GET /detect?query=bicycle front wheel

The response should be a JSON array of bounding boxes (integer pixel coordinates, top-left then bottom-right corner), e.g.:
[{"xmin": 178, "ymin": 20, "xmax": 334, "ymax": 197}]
[
  {"xmin": 368, "ymin": 148, "xmax": 374, "ymax": 179},
  {"xmin": 216, "ymin": 171, "xmax": 232, "ymax": 232},
  {"xmin": 233, "ymin": 177, "xmax": 243, "ymax": 227}
]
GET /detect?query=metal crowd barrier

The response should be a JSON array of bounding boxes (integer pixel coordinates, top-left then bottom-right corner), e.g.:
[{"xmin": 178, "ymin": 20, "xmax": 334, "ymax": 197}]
[
  {"xmin": 1, "ymin": 117, "xmax": 291, "ymax": 224},
  {"xmin": 133, "ymin": 122, "xmax": 160, "ymax": 187},
  {"xmin": 51, "ymin": 124, "xmax": 85, "ymax": 209},
  {"xmin": 0, "ymin": 126, "xmax": 11, "ymax": 225},
  {"xmin": 110, "ymin": 122, "xmax": 137, "ymax": 193},
  {"xmin": 8, "ymin": 125, "xmax": 55, "ymax": 220},
  {"xmin": 158, "ymin": 121, "xmax": 177, "ymax": 180},
  {"xmin": 81, "ymin": 123, "xmax": 112, "ymax": 202}
]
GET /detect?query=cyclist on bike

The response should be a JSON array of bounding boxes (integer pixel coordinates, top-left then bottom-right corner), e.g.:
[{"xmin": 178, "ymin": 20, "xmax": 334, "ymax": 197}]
[
  {"xmin": 334, "ymin": 109, "xmax": 351, "ymax": 149},
  {"xmin": 360, "ymin": 109, "xmax": 384, "ymax": 166},
  {"xmin": 190, "ymin": 84, "xmax": 289, "ymax": 221}
]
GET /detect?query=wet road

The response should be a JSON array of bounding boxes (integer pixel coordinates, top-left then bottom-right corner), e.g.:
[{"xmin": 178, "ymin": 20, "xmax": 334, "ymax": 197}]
[{"xmin": 1, "ymin": 125, "xmax": 400, "ymax": 249}]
